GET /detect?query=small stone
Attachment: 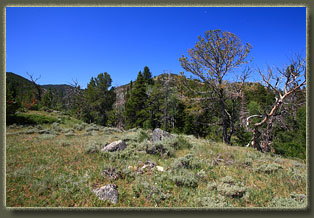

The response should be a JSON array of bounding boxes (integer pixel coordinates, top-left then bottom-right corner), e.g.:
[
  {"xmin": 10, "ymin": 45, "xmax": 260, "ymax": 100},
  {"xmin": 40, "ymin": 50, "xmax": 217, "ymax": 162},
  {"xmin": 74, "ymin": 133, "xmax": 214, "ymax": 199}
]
[{"xmin": 156, "ymin": 166, "xmax": 164, "ymax": 172}]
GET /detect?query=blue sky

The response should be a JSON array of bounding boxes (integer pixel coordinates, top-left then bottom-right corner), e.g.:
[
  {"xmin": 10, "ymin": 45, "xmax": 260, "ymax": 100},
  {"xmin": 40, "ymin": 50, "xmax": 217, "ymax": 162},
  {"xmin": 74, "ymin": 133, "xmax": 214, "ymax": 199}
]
[{"xmin": 6, "ymin": 7, "xmax": 306, "ymax": 88}]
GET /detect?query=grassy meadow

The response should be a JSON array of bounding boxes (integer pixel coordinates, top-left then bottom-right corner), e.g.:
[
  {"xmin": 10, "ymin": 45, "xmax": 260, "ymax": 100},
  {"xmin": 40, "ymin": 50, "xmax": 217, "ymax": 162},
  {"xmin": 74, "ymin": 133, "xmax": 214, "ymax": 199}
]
[{"xmin": 6, "ymin": 110, "xmax": 307, "ymax": 208}]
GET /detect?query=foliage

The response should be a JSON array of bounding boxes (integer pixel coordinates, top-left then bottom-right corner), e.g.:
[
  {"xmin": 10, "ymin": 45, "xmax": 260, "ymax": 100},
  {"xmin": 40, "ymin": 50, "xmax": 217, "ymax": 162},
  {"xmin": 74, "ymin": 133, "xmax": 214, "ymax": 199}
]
[
  {"xmin": 6, "ymin": 113, "xmax": 58, "ymax": 125},
  {"xmin": 124, "ymin": 71, "xmax": 149, "ymax": 129},
  {"xmin": 272, "ymin": 105, "xmax": 306, "ymax": 159},
  {"xmin": 82, "ymin": 72, "xmax": 116, "ymax": 125}
]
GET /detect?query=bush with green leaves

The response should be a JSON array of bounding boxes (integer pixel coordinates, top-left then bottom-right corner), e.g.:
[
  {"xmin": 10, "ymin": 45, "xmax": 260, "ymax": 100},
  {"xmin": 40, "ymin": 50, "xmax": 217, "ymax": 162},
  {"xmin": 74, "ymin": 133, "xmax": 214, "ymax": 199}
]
[{"xmin": 7, "ymin": 113, "xmax": 58, "ymax": 125}]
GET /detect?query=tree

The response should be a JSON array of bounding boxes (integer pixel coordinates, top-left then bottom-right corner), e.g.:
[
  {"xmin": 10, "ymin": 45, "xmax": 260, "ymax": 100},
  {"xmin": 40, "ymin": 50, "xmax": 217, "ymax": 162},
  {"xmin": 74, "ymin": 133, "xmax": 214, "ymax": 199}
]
[
  {"xmin": 27, "ymin": 72, "xmax": 42, "ymax": 102},
  {"xmin": 83, "ymin": 72, "xmax": 116, "ymax": 125},
  {"xmin": 124, "ymin": 71, "xmax": 148, "ymax": 129},
  {"xmin": 6, "ymin": 81, "xmax": 20, "ymax": 116},
  {"xmin": 179, "ymin": 29, "xmax": 252, "ymax": 144},
  {"xmin": 40, "ymin": 88, "xmax": 54, "ymax": 109},
  {"xmin": 143, "ymin": 66, "xmax": 154, "ymax": 85},
  {"xmin": 246, "ymin": 55, "xmax": 306, "ymax": 152}
]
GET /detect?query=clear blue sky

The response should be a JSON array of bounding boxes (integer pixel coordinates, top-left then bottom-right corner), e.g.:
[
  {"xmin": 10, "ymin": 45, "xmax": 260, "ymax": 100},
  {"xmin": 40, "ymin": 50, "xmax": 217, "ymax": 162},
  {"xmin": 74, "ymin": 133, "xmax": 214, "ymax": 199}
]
[{"xmin": 6, "ymin": 7, "xmax": 306, "ymax": 88}]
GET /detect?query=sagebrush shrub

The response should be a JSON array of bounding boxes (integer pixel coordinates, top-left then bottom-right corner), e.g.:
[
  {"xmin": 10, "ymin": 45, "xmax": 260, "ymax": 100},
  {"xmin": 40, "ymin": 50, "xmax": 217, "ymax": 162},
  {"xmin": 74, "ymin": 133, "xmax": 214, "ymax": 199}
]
[
  {"xmin": 172, "ymin": 154, "xmax": 201, "ymax": 170},
  {"xmin": 170, "ymin": 169, "xmax": 198, "ymax": 188},
  {"xmin": 255, "ymin": 163, "xmax": 283, "ymax": 174}
]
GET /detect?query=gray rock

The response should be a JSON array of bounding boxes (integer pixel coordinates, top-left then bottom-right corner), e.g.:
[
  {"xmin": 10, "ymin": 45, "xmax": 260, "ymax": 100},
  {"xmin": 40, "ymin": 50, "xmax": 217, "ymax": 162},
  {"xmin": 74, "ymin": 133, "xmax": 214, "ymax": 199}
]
[
  {"xmin": 101, "ymin": 140, "xmax": 127, "ymax": 152},
  {"xmin": 152, "ymin": 128, "xmax": 173, "ymax": 142},
  {"xmin": 93, "ymin": 184, "xmax": 118, "ymax": 204}
]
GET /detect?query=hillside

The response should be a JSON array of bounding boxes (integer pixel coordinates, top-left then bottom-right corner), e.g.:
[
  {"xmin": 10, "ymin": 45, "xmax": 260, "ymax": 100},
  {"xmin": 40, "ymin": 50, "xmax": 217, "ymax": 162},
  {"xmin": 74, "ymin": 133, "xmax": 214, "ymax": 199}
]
[
  {"xmin": 41, "ymin": 84, "xmax": 75, "ymax": 95},
  {"xmin": 6, "ymin": 111, "xmax": 307, "ymax": 208},
  {"xmin": 7, "ymin": 72, "xmax": 75, "ymax": 96}
]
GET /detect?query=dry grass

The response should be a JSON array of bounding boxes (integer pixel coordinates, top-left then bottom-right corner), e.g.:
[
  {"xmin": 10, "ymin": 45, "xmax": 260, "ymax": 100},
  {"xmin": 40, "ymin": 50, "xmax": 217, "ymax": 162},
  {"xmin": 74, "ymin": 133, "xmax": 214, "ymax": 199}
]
[{"xmin": 6, "ymin": 113, "xmax": 307, "ymax": 208}]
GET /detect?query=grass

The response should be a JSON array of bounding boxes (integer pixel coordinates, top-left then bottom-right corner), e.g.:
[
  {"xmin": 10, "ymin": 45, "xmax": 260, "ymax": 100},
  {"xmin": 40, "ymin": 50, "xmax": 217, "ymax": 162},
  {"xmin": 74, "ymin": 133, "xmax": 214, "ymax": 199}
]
[{"xmin": 6, "ymin": 111, "xmax": 307, "ymax": 208}]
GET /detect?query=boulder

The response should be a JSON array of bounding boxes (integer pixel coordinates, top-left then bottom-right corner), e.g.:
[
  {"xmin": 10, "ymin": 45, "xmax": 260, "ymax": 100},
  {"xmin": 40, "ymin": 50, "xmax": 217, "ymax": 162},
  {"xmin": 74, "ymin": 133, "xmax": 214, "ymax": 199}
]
[
  {"xmin": 152, "ymin": 128, "xmax": 173, "ymax": 142},
  {"xmin": 101, "ymin": 140, "xmax": 127, "ymax": 152},
  {"xmin": 93, "ymin": 184, "xmax": 118, "ymax": 204}
]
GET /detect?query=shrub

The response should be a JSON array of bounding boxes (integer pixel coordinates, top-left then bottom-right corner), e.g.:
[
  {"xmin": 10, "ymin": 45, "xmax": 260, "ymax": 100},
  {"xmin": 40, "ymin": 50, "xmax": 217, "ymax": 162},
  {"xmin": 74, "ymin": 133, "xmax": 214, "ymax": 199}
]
[
  {"xmin": 207, "ymin": 181, "xmax": 218, "ymax": 191},
  {"xmin": 217, "ymin": 176, "xmax": 246, "ymax": 198},
  {"xmin": 172, "ymin": 154, "xmax": 201, "ymax": 170},
  {"xmin": 146, "ymin": 142, "xmax": 175, "ymax": 158},
  {"xmin": 268, "ymin": 195, "xmax": 307, "ymax": 208},
  {"xmin": 138, "ymin": 129, "xmax": 150, "ymax": 143},
  {"xmin": 198, "ymin": 193, "xmax": 231, "ymax": 207},
  {"xmin": 255, "ymin": 163, "xmax": 283, "ymax": 174},
  {"xmin": 24, "ymin": 127, "xmax": 39, "ymax": 134},
  {"xmin": 6, "ymin": 113, "xmax": 57, "ymax": 125},
  {"xmin": 73, "ymin": 124, "xmax": 85, "ymax": 131},
  {"xmin": 85, "ymin": 125, "xmax": 99, "ymax": 132},
  {"xmin": 217, "ymin": 183, "xmax": 246, "ymax": 198},
  {"xmin": 170, "ymin": 169, "xmax": 198, "ymax": 188},
  {"xmin": 102, "ymin": 127, "xmax": 123, "ymax": 134},
  {"xmin": 85, "ymin": 141, "xmax": 102, "ymax": 154},
  {"xmin": 65, "ymin": 132, "xmax": 75, "ymax": 137}
]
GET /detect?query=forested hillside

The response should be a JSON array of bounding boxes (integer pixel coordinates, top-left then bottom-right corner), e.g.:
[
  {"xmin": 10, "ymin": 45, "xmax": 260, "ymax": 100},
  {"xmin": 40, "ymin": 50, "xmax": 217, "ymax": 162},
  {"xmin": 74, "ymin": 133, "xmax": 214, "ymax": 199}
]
[{"xmin": 6, "ymin": 30, "xmax": 306, "ymax": 160}]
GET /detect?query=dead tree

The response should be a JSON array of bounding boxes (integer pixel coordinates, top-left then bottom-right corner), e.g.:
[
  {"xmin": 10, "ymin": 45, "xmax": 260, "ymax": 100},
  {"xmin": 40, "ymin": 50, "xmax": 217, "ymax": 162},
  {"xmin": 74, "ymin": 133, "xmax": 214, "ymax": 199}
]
[
  {"xmin": 246, "ymin": 55, "xmax": 306, "ymax": 152},
  {"xmin": 27, "ymin": 72, "xmax": 42, "ymax": 102}
]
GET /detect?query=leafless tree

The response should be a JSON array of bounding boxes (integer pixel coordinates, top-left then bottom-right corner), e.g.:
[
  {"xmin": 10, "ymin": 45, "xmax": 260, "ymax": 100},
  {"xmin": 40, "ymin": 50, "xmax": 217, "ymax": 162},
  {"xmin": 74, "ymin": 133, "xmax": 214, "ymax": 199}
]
[
  {"xmin": 246, "ymin": 54, "xmax": 306, "ymax": 152},
  {"xmin": 26, "ymin": 72, "xmax": 42, "ymax": 101},
  {"xmin": 179, "ymin": 30, "xmax": 252, "ymax": 144}
]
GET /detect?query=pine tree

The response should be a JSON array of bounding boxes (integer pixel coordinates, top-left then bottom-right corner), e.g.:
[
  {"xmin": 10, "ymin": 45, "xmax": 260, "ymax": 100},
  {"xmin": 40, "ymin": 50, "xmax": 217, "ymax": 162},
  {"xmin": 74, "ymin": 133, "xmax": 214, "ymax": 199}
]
[
  {"xmin": 125, "ymin": 71, "xmax": 148, "ymax": 129},
  {"xmin": 143, "ymin": 66, "xmax": 154, "ymax": 85},
  {"xmin": 83, "ymin": 72, "xmax": 116, "ymax": 125}
]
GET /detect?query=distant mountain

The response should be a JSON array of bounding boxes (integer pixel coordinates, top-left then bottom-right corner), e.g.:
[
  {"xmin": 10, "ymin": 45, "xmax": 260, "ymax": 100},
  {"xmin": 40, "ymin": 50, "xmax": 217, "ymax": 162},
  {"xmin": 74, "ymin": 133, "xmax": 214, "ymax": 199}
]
[{"xmin": 6, "ymin": 72, "xmax": 75, "ymax": 95}]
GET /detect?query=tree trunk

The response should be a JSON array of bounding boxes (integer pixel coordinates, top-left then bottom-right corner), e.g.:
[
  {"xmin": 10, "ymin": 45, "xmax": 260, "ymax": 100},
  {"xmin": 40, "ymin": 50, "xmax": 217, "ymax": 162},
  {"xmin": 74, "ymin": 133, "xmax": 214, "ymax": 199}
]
[{"xmin": 219, "ymin": 88, "xmax": 229, "ymax": 144}]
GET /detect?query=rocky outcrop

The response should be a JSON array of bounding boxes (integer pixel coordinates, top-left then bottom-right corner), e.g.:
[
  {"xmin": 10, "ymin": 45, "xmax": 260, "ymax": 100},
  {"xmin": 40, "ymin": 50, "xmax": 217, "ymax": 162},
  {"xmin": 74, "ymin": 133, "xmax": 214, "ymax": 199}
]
[
  {"xmin": 152, "ymin": 128, "xmax": 173, "ymax": 142},
  {"xmin": 101, "ymin": 140, "xmax": 127, "ymax": 152},
  {"xmin": 92, "ymin": 184, "xmax": 118, "ymax": 204}
]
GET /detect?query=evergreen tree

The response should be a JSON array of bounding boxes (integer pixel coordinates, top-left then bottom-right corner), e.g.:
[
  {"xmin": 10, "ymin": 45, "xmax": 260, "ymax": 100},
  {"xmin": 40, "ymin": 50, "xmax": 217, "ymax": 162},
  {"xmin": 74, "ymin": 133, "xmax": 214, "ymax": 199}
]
[
  {"xmin": 143, "ymin": 66, "xmax": 154, "ymax": 85},
  {"xmin": 83, "ymin": 72, "xmax": 116, "ymax": 125},
  {"xmin": 40, "ymin": 88, "xmax": 54, "ymax": 109},
  {"xmin": 124, "ymin": 71, "xmax": 148, "ymax": 129}
]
